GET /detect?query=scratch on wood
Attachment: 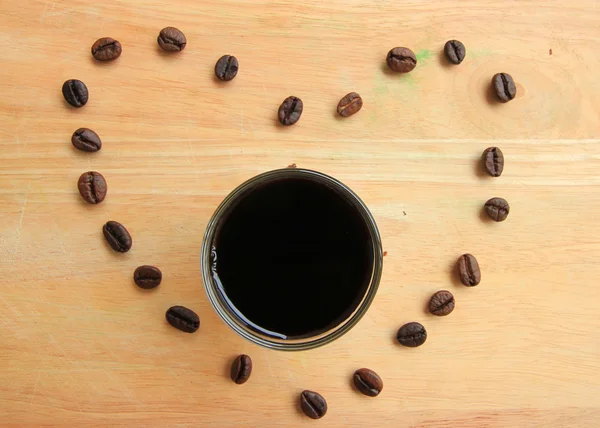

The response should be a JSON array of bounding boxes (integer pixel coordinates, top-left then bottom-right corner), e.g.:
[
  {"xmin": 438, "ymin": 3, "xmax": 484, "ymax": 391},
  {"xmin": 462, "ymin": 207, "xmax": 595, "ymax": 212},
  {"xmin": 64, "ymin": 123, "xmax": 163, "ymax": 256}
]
[
  {"xmin": 100, "ymin": 341, "xmax": 120, "ymax": 361},
  {"xmin": 39, "ymin": 1, "xmax": 49, "ymax": 23},
  {"xmin": 28, "ymin": 372, "xmax": 41, "ymax": 405},
  {"xmin": 286, "ymin": 369, "xmax": 297, "ymax": 389},
  {"xmin": 12, "ymin": 195, "xmax": 28, "ymax": 262},
  {"xmin": 0, "ymin": 295, "xmax": 23, "ymax": 318},
  {"xmin": 48, "ymin": 334, "xmax": 70, "ymax": 362},
  {"xmin": 105, "ymin": 370, "xmax": 140, "ymax": 406}
]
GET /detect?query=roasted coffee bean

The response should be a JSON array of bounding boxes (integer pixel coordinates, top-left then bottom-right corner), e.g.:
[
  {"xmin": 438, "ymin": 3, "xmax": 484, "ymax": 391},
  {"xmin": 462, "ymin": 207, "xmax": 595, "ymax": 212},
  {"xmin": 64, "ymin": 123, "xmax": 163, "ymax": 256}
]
[
  {"xmin": 71, "ymin": 128, "xmax": 102, "ymax": 152},
  {"xmin": 102, "ymin": 221, "xmax": 132, "ymax": 253},
  {"xmin": 492, "ymin": 73, "xmax": 516, "ymax": 102},
  {"xmin": 215, "ymin": 55, "xmax": 239, "ymax": 81},
  {"xmin": 482, "ymin": 147, "xmax": 504, "ymax": 177},
  {"xmin": 485, "ymin": 197, "xmax": 510, "ymax": 221},
  {"xmin": 396, "ymin": 322, "xmax": 427, "ymax": 347},
  {"xmin": 428, "ymin": 290, "xmax": 455, "ymax": 316},
  {"xmin": 457, "ymin": 254, "xmax": 481, "ymax": 286},
  {"xmin": 78, "ymin": 171, "xmax": 107, "ymax": 204},
  {"xmin": 230, "ymin": 354, "xmax": 252, "ymax": 384},
  {"xmin": 62, "ymin": 79, "xmax": 88, "ymax": 108},
  {"xmin": 300, "ymin": 390, "xmax": 327, "ymax": 419},
  {"xmin": 353, "ymin": 368, "xmax": 383, "ymax": 397},
  {"xmin": 133, "ymin": 265, "xmax": 162, "ymax": 289},
  {"xmin": 278, "ymin": 96, "xmax": 303, "ymax": 126},
  {"xmin": 165, "ymin": 306, "xmax": 200, "ymax": 333},
  {"xmin": 386, "ymin": 47, "xmax": 417, "ymax": 73},
  {"xmin": 337, "ymin": 92, "xmax": 363, "ymax": 117},
  {"xmin": 157, "ymin": 27, "xmax": 187, "ymax": 52},
  {"xmin": 91, "ymin": 37, "xmax": 122, "ymax": 61},
  {"xmin": 444, "ymin": 40, "xmax": 466, "ymax": 64}
]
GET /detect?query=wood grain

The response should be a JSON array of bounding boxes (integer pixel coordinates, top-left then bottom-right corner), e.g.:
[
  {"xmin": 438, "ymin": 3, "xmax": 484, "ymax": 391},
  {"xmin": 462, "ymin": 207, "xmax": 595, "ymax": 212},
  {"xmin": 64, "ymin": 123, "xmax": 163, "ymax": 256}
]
[{"xmin": 1, "ymin": 0, "xmax": 600, "ymax": 426}]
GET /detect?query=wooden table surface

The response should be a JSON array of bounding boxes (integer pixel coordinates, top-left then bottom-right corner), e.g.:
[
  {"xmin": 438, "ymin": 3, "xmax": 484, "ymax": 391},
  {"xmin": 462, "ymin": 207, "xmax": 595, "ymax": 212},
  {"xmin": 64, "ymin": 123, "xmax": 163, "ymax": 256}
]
[{"xmin": 2, "ymin": 0, "xmax": 600, "ymax": 426}]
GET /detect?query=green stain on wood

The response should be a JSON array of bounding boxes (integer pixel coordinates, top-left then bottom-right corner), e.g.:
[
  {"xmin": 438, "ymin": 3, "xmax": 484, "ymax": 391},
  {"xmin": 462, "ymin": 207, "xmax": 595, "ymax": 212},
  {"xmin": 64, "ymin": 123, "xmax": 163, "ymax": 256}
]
[
  {"xmin": 400, "ymin": 74, "xmax": 416, "ymax": 89},
  {"xmin": 469, "ymin": 48, "xmax": 494, "ymax": 59},
  {"xmin": 373, "ymin": 82, "xmax": 389, "ymax": 96},
  {"xmin": 373, "ymin": 75, "xmax": 389, "ymax": 96},
  {"xmin": 415, "ymin": 49, "xmax": 433, "ymax": 64}
]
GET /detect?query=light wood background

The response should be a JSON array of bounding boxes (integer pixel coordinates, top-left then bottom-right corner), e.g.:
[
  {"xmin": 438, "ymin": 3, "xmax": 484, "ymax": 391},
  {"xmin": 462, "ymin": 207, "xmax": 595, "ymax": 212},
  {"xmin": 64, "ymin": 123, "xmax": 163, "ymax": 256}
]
[{"xmin": 1, "ymin": 0, "xmax": 599, "ymax": 426}]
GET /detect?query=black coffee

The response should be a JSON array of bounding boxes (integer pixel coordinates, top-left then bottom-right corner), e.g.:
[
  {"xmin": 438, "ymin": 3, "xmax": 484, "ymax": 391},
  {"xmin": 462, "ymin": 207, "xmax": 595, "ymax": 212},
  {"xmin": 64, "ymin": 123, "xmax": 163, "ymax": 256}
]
[{"xmin": 211, "ymin": 176, "xmax": 374, "ymax": 339}]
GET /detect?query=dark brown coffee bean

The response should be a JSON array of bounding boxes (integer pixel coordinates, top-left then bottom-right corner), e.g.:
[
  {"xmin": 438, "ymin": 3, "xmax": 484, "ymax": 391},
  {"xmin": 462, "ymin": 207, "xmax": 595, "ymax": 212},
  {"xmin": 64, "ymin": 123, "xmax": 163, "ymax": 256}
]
[
  {"xmin": 386, "ymin": 47, "xmax": 417, "ymax": 73},
  {"xmin": 215, "ymin": 55, "xmax": 239, "ymax": 81},
  {"xmin": 62, "ymin": 79, "xmax": 88, "ymax": 108},
  {"xmin": 300, "ymin": 390, "xmax": 327, "ymax": 419},
  {"xmin": 133, "ymin": 265, "xmax": 162, "ymax": 289},
  {"xmin": 165, "ymin": 306, "xmax": 199, "ymax": 333},
  {"xmin": 444, "ymin": 40, "xmax": 466, "ymax": 64},
  {"xmin": 396, "ymin": 322, "xmax": 427, "ymax": 347},
  {"xmin": 230, "ymin": 354, "xmax": 252, "ymax": 384},
  {"xmin": 457, "ymin": 254, "xmax": 481, "ymax": 286},
  {"xmin": 77, "ymin": 171, "xmax": 107, "ymax": 204},
  {"xmin": 492, "ymin": 73, "xmax": 516, "ymax": 102},
  {"xmin": 278, "ymin": 96, "xmax": 303, "ymax": 126},
  {"xmin": 482, "ymin": 147, "xmax": 504, "ymax": 177},
  {"xmin": 91, "ymin": 37, "xmax": 122, "ymax": 61},
  {"xmin": 102, "ymin": 221, "xmax": 132, "ymax": 253},
  {"xmin": 337, "ymin": 92, "xmax": 363, "ymax": 117},
  {"xmin": 428, "ymin": 290, "xmax": 455, "ymax": 316},
  {"xmin": 353, "ymin": 368, "xmax": 383, "ymax": 397},
  {"xmin": 71, "ymin": 128, "xmax": 102, "ymax": 152},
  {"xmin": 157, "ymin": 27, "xmax": 187, "ymax": 52},
  {"xmin": 485, "ymin": 197, "xmax": 510, "ymax": 222}
]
